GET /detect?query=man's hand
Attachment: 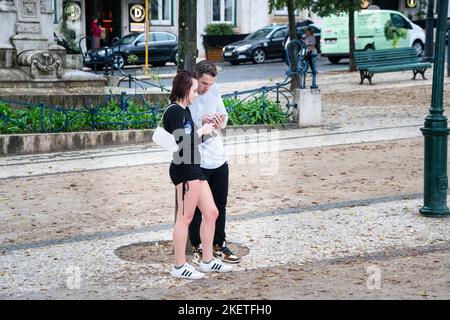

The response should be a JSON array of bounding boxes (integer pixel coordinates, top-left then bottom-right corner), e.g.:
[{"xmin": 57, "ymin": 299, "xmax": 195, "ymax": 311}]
[
  {"xmin": 212, "ymin": 114, "xmax": 225, "ymax": 129},
  {"xmin": 202, "ymin": 114, "xmax": 214, "ymax": 125}
]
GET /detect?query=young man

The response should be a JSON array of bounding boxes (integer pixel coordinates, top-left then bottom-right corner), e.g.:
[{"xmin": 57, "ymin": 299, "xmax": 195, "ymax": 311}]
[{"xmin": 188, "ymin": 60, "xmax": 241, "ymax": 264}]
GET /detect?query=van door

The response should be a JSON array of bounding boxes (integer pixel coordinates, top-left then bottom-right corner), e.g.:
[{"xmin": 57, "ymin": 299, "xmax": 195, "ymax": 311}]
[{"xmin": 356, "ymin": 12, "xmax": 378, "ymax": 50}]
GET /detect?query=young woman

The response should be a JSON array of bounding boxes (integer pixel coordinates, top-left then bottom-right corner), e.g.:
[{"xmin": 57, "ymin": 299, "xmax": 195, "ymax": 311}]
[{"xmin": 163, "ymin": 70, "xmax": 233, "ymax": 279}]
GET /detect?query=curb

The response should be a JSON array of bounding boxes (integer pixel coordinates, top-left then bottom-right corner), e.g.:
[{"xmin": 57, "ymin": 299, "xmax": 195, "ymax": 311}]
[{"xmin": 0, "ymin": 123, "xmax": 299, "ymax": 156}]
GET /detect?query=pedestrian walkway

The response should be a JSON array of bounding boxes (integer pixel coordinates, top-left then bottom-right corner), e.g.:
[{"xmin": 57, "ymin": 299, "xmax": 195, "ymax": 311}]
[
  {"xmin": 0, "ymin": 123, "xmax": 422, "ymax": 180},
  {"xmin": 1, "ymin": 194, "xmax": 449, "ymax": 299}
]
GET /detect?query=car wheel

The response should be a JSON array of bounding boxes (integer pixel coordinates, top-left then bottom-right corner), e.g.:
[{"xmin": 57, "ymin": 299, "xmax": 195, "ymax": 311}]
[
  {"xmin": 172, "ymin": 51, "xmax": 178, "ymax": 65},
  {"xmin": 328, "ymin": 57, "xmax": 341, "ymax": 64},
  {"xmin": 364, "ymin": 44, "xmax": 374, "ymax": 51},
  {"xmin": 413, "ymin": 40, "xmax": 424, "ymax": 56},
  {"xmin": 252, "ymin": 48, "xmax": 266, "ymax": 64},
  {"xmin": 113, "ymin": 54, "xmax": 125, "ymax": 69}
]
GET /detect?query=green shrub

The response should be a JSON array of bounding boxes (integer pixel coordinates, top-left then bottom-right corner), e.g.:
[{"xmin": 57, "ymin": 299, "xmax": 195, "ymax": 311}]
[
  {"xmin": 224, "ymin": 97, "xmax": 289, "ymax": 126},
  {"xmin": 0, "ymin": 97, "xmax": 289, "ymax": 134},
  {"xmin": 204, "ymin": 23, "xmax": 234, "ymax": 36}
]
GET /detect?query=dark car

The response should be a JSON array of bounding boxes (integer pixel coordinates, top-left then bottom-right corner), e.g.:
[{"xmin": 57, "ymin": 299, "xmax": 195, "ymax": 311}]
[
  {"xmin": 223, "ymin": 25, "xmax": 288, "ymax": 65},
  {"xmin": 283, "ymin": 25, "xmax": 321, "ymax": 54},
  {"xmin": 83, "ymin": 31, "xmax": 178, "ymax": 70},
  {"xmin": 223, "ymin": 24, "xmax": 320, "ymax": 65}
]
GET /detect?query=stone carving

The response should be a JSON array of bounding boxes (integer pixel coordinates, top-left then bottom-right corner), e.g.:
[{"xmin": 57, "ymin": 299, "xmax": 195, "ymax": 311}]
[
  {"xmin": 0, "ymin": 0, "xmax": 15, "ymax": 12},
  {"xmin": 22, "ymin": 0, "xmax": 38, "ymax": 18},
  {"xmin": 16, "ymin": 21, "xmax": 41, "ymax": 33},
  {"xmin": 40, "ymin": 0, "xmax": 52, "ymax": 13},
  {"xmin": 17, "ymin": 50, "xmax": 64, "ymax": 79}
]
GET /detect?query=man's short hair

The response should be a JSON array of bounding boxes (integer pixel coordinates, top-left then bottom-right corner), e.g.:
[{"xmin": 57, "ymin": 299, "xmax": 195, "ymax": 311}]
[{"xmin": 194, "ymin": 60, "xmax": 218, "ymax": 78}]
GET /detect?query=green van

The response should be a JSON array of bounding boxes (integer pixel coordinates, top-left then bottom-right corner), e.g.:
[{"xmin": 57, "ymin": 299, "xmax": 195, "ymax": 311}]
[{"xmin": 320, "ymin": 9, "xmax": 426, "ymax": 64}]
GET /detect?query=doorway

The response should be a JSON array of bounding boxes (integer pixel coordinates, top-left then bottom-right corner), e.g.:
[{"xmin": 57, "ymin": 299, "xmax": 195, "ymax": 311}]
[
  {"xmin": 371, "ymin": 0, "xmax": 399, "ymax": 11},
  {"xmin": 85, "ymin": 0, "xmax": 122, "ymax": 48}
]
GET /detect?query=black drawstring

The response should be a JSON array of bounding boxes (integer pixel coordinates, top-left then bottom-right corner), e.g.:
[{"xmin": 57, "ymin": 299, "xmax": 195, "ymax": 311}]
[{"xmin": 181, "ymin": 181, "xmax": 189, "ymax": 215}]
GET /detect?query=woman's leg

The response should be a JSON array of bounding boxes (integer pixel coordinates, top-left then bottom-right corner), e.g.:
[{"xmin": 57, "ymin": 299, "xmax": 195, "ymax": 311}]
[
  {"xmin": 173, "ymin": 180, "xmax": 201, "ymax": 266},
  {"xmin": 196, "ymin": 181, "xmax": 219, "ymax": 262}
]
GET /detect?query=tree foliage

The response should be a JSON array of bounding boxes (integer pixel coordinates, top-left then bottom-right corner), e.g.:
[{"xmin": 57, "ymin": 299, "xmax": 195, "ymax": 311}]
[{"xmin": 269, "ymin": 0, "xmax": 365, "ymax": 72}]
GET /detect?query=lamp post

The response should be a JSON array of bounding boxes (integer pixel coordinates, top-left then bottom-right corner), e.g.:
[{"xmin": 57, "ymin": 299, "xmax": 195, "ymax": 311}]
[
  {"xmin": 424, "ymin": 0, "xmax": 435, "ymax": 61},
  {"xmin": 420, "ymin": 0, "xmax": 450, "ymax": 217}
]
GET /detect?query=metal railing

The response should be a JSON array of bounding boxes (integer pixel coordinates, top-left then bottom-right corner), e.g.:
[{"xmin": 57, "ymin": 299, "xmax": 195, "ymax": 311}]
[
  {"xmin": 1, "ymin": 40, "xmax": 317, "ymax": 134},
  {"xmin": 0, "ymin": 93, "xmax": 165, "ymax": 134}
]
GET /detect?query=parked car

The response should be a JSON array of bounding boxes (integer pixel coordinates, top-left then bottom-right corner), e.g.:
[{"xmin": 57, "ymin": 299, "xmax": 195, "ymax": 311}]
[
  {"xmin": 223, "ymin": 25, "xmax": 289, "ymax": 65},
  {"xmin": 83, "ymin": 31, "xmax": 178, "ymax": 70},
  {"xmin": 223, "ymin": 24, "xmax": 320, "ymax": 65}
]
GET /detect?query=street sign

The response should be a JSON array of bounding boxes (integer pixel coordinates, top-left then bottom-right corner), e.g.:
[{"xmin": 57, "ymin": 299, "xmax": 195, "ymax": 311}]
[
  {"xmin": 130, "ymin": 23, "xmax": 145, "ymax": 32},
  {"xmin": 130, "ymin": 4, "xmax": 145, "ymax": 22},
  {"xmin": 65, "ymin": 2, "xmax": 81, "ymax": 21},
  {"xmin": 406, "ymin": 0, "xmax": 417, "ymax": 9}
]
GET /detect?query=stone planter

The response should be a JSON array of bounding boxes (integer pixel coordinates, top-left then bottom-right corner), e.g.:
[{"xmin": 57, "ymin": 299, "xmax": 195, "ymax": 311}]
[
  {"xmin": 66, "ymin": 53, "xmax": 83, "ymax": 70},
  {"xmin": 202, "ymin": 34, "xmax": 249, "ymax": 62}
]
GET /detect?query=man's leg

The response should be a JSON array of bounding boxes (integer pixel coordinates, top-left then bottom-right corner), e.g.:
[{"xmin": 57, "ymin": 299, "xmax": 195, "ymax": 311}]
[
  {"xmin": 208, "ymin": 162, "xmax": 241, "ymax": 263},
  {"xmin": 208, "ymin": 163, "xmax": 229, "ymax": 247}
]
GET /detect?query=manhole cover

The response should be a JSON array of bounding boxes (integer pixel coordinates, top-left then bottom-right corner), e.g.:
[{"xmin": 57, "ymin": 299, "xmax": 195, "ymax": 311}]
[{"xmin": 115, "ymin": 241, "xmax": 250, "ymax": 264}]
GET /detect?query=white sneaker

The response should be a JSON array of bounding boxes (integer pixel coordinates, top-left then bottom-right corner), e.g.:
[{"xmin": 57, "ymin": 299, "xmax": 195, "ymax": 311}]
[
  {"xmin": 198, "ymin": 258, "xmax": 233, "ymax": 273},
  {"xmin": 170, "ymin": 263, "xmax": 205, "ymax": 280}
]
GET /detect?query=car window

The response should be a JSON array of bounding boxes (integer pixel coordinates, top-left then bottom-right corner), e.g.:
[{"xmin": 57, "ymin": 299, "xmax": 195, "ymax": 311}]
[
  {"xmin": 117, "ymin": 33, "xmax": 140, "ymax": 45},
  {"xmin": 297, "ymin": 26, "xmax": 320, "ymax": 35},
  {"xmin": 310, "ymin": 26, "xmax": 320, "ymax": 34},
  {"xmin": 154, "ymin": 32, "xmax": 172, "ymax": 42},
  {"xmin": 135, "ymin": 33, "xmax": 157, "ymax": 44},
  {"xmin": 272, "ymin": 28, "xmax": 288, "ymax": 39},
  {"xmin": 245, "ymin": 28, "xmax": 273, "ymax": 40},
  {"xmin": 390, "ymin": 14, "xmax": 410, "ymax": 29}
]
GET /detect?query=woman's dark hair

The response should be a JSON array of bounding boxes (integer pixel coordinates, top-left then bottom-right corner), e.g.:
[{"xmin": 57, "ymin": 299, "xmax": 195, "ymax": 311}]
[{"xmin": 169, "ymin": 70, "xmax": 195, "ymax": 103}]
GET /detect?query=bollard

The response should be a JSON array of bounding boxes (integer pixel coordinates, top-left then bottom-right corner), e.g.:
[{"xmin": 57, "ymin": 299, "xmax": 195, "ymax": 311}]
[{"xmin": 298, "ymin": 88, "xmax": 321, "ymax": 127}]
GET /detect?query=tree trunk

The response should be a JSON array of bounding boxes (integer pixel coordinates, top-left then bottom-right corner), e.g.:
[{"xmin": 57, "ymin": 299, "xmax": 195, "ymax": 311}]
[
  {"xmin": 178, "ymin": 0, "xmax": 198, "ymax": 72},
  {"xmin": 287, "ymin": 0, "xmax": 300, "ymax": 90},
  {"xmin": 348, "ymin": 1, "xmax": 357, "ymax": 72}
]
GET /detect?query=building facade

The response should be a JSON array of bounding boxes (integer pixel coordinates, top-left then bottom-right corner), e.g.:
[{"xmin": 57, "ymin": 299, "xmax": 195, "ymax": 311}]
[{"xmin": 52, "ymin": 0, "xmax": 316, "ymax": 56}]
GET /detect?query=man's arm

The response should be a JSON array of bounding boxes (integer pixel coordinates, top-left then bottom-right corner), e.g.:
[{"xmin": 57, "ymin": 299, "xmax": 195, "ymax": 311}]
[{"xmin": 215, "ymin": 86, "xmax": 228, "ymax": 129}]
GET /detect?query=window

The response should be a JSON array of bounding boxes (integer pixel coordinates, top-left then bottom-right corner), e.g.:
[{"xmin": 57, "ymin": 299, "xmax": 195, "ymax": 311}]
[
  {"xmin": 272, "ymin": 28, "xmax": 288, "ymax": 39},
  {"xmin": 212, "ymin": 0, "xmax": 235, "ymax": 23},
  {"xmin": 274, "ymin": 6, "xmax": 299, "ymax": 16},
  {"xmin": 154, "ymin": 32, "xmax": 175, "ymax": 41},
  {"xmin": 390, "ymin": 14, "xmax": 411, "ymax": 29},
  {"xmin": 150, "ymin": 0, "xmax": 172, "ymax": 25},
  {"xmin": 52, "ymin": 0, "xmax": 58, "ymax": 24}
]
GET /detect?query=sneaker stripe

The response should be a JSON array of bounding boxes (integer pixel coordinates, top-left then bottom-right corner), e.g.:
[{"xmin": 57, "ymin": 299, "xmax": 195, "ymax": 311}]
[
  {"xmin": 181, "ymin": 269, "xmax": 187, "ymax": 276},
  {"xmin": 186, "ymin": 271, "xmax": 192, "ymax": 277}
]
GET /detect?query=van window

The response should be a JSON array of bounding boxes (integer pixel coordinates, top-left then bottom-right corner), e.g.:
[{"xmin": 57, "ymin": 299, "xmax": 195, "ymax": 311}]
[{"xmin": 390, "ymin": 14, "xmax": 411, "ymax": 29}]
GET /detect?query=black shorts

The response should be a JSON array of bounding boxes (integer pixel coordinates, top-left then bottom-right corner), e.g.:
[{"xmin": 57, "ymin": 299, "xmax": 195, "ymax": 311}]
[{"xmin": 169, "ymin": 163, "xmax": 206, "ymax": 186}]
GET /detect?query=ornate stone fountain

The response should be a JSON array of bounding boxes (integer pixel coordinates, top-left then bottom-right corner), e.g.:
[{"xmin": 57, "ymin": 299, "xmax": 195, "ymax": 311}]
[{"xmin": 0, "ymin": 0, "xmax": 105, "ymax": 93}]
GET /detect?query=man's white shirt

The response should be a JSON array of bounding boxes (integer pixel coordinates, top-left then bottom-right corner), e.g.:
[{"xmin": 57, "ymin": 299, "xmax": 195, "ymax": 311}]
[{"xmin": 189, "ymin": 84, "xmax": 228, "ymax": 169}]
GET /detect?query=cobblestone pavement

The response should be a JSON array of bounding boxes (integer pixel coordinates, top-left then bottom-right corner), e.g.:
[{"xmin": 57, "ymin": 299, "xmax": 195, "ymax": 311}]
[{"xmin": 1, "ymin": 71, "xmax": 450, "ymax": 299}]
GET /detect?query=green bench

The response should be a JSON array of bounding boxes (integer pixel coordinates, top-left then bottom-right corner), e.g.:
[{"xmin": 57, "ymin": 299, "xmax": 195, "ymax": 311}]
[{"xmin": 354, "ymin": 47, "xmax": 432, "ymax": 85}]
